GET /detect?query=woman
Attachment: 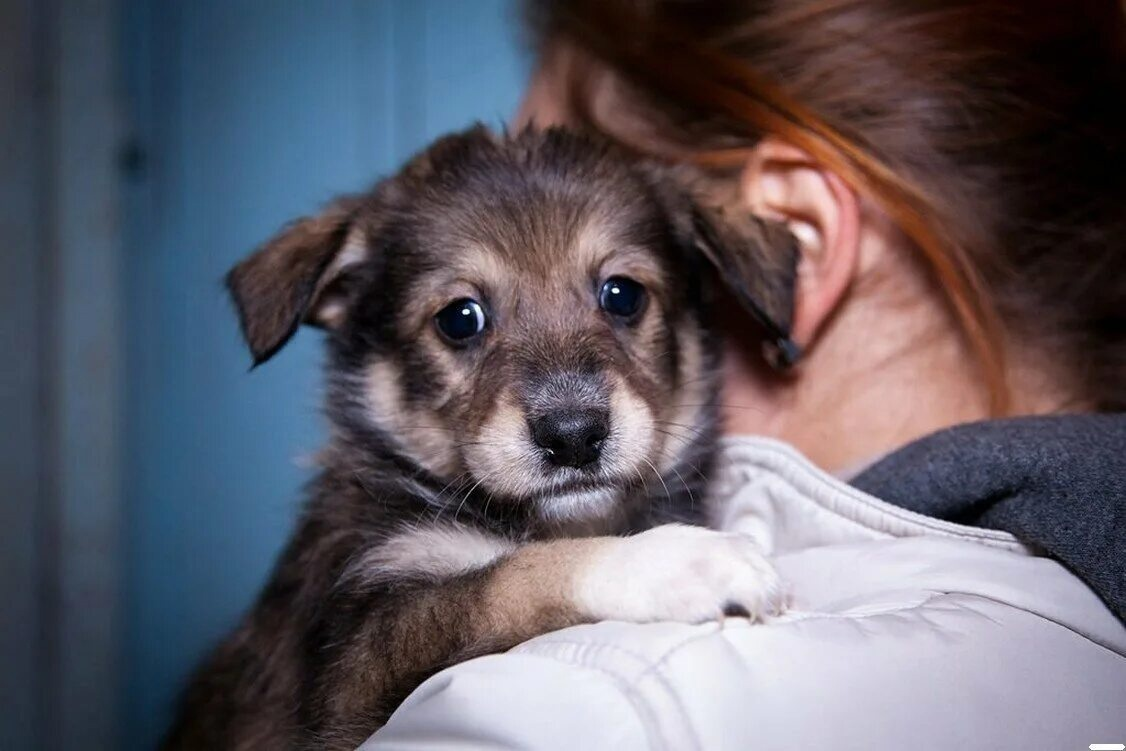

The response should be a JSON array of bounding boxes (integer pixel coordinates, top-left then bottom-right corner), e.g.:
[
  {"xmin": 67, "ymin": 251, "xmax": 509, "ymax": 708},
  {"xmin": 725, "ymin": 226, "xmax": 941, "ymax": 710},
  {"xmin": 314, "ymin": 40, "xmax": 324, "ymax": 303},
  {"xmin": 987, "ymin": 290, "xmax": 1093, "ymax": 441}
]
[{"xmin": 364, "ymin": 1, "xmax": 1125, "ymax": 747}]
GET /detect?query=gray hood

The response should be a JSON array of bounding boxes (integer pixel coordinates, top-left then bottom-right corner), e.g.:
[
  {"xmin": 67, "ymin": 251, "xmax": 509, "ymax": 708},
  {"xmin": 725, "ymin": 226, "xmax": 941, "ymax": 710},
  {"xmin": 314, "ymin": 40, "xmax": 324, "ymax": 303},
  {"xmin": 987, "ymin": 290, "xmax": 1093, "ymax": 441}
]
[{"xmin": 852, "ymin": 414, "xmax": 1126, "ymax": 622}]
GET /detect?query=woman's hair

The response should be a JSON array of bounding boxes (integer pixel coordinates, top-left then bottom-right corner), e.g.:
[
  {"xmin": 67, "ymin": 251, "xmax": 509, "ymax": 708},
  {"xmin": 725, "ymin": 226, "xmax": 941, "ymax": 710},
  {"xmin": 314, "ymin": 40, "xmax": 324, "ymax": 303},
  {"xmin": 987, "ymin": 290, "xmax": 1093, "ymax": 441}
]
[{"xmin": 524, "ymin": 0, "xmax": 1126, "ymax": 413}]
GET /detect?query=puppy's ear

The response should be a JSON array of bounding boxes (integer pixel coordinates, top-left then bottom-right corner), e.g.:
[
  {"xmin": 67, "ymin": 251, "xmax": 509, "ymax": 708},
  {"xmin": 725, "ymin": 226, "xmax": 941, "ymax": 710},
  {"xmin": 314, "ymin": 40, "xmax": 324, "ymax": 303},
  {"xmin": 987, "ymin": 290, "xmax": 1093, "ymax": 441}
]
[
  {"xmin": 649, "ymin": 168, "xmax": 802, "ymax": 368},
  {"xmin": 689, "ymin": 203, "xmax": 803, "ymax": 367},
  {"xmin": 226, "ymin": 196, "xmax": 367, "ymax": 366}
]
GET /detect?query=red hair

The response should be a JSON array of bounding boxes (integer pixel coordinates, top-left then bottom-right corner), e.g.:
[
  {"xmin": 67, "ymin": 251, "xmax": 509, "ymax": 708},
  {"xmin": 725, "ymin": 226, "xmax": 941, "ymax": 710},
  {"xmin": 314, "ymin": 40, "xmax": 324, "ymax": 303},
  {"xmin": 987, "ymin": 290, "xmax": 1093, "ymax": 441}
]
[{"xmin": 527, "ymin": 0, "xmax": 1126, "ymax": 414}]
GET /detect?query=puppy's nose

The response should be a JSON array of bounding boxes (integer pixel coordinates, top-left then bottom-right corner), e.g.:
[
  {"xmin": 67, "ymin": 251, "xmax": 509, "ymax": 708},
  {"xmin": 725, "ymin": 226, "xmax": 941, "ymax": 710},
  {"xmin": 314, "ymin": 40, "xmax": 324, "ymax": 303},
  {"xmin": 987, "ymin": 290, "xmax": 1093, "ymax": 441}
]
[{"xmin": 531, "ymin": 408, "xmax": 609, "ymax": 468}]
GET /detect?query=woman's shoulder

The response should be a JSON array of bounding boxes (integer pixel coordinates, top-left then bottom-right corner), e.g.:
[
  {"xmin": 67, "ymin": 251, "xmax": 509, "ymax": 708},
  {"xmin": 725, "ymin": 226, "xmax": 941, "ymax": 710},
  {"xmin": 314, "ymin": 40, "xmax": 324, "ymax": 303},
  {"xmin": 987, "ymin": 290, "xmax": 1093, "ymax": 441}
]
[
  {"xmin": 364, "ymin": 533, "xmax": 1124, "ymax": 750},
  {"xmin": 362, "ymin": 430, "xmax": 1126, "ymax": 749}
]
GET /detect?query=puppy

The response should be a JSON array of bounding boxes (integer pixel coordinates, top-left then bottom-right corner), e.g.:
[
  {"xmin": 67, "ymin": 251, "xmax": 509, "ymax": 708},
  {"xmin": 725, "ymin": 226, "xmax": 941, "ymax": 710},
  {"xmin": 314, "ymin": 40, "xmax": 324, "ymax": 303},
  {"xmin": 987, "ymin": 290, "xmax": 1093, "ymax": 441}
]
[{"xmin": 163, "ymin": 126, "xmax": 799, "ymax": 750}]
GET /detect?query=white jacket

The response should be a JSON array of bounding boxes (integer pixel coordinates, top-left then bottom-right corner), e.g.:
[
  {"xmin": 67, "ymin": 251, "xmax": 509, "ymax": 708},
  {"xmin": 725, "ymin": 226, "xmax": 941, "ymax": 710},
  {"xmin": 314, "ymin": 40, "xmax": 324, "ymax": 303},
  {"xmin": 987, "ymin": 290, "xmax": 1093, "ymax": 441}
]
[{"xmin": 362, "ymin": 437, "xmax": 1126, "ymax": 750}]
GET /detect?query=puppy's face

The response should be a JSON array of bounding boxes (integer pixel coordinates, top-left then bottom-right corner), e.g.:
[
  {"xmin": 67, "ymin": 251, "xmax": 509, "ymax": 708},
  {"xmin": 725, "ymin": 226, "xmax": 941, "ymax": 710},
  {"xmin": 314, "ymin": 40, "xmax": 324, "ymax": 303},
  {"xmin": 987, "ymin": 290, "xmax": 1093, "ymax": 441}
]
[
  {"xmin": 352, "ymin": 167, "xmax": 711, "ymax": 523},
  {"xmin": 228, "ymin": 128, "xmax": 797, "ymax": 523}
]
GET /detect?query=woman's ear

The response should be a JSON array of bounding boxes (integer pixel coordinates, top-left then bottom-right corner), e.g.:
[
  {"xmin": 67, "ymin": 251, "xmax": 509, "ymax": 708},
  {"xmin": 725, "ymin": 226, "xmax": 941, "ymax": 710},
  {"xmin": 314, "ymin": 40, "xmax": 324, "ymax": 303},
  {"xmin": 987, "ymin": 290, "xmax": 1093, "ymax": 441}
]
[{"xmin": 740, "ymin": 138, "xmax": 861, "ymax": 350}]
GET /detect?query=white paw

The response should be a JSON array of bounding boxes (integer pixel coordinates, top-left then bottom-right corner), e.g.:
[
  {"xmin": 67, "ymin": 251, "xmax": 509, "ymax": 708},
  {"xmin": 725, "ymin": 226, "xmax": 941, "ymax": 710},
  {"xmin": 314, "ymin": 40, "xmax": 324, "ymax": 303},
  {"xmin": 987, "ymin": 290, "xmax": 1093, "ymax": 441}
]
[{"xmin": 573, "ymin": 524, "xmax": 787, "ymax": 624}]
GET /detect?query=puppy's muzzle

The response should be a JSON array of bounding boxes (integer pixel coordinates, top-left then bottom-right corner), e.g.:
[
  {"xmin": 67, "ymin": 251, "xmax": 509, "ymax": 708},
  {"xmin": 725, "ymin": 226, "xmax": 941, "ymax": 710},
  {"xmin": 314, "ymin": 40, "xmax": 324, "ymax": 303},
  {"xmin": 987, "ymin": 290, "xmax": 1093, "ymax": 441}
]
[{"xmin": 530, "ymin": 408, "xmax": 609, "ymax": 469}]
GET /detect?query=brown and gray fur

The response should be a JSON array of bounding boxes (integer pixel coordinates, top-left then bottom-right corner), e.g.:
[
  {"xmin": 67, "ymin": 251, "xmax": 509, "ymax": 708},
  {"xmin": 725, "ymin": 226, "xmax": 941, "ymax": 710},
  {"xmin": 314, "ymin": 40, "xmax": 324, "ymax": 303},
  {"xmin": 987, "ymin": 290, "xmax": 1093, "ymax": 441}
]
[{"xmin": 162, "ymin": 126, "xmax": 798, "ymax": 750}]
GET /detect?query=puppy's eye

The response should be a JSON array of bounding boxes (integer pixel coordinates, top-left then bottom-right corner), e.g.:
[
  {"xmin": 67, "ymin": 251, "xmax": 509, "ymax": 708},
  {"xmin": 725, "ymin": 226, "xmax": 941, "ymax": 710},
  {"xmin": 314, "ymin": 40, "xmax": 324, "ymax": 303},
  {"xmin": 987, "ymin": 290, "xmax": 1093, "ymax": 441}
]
[
  {"xmin": 599, "ymin": 276, "xmax": 646, "ymax": 320},
  {"xmin": 435, "ymin": 298, "xmax": 487, "ymax": 342}
]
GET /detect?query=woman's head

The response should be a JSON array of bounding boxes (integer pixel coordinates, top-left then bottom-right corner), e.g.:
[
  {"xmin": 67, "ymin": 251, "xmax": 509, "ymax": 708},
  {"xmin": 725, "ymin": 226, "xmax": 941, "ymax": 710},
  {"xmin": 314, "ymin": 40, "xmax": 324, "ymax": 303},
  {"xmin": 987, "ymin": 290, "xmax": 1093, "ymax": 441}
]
[{"xmin": 516, "ymin": 0, "xmax": 1125, "ymax": 465}]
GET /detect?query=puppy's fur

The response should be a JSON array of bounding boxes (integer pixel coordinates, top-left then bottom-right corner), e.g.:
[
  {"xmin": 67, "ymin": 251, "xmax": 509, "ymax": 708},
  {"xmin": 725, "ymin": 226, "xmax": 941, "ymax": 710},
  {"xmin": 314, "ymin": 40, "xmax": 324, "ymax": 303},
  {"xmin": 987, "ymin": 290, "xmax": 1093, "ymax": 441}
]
[{"xmin": 163, "ymin": 127, "xmax": 799, "ymax": 750}]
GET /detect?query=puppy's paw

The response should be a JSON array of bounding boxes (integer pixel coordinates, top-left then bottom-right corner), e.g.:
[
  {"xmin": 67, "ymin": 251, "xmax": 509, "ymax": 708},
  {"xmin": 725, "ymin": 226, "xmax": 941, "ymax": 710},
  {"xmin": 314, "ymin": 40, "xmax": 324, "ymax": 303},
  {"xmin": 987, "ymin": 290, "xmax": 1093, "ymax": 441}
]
[{"xmin": 573, "ymin": 524, "xmax": 786, "ymax": 624}]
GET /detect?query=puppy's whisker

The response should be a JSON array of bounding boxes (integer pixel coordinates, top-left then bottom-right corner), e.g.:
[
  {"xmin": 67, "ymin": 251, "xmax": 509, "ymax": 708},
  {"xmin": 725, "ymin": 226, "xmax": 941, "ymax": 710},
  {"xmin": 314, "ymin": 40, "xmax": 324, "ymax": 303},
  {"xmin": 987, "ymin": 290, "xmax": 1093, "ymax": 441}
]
[
  {"xmin": 481, "ymin": 486, "xmax": 495, "ymax": 520},
  {"xmin": 669, "ymin": 465, "xmax": 696, "ymax": 512},
  {"xmin": 668, "ymin": 372, "xmax": 718, "ymax": 391},
  {"xmin": 653, "ymin": 425, "xmax": 709, "ymax": 447},
  {"xmin": 631, "ymin": 466, "xmax": 649, "ymax": 497},
  {"xmin": 616, "ymin": 348, "xmax": 668, "ymax": 383},
  {"xmin": 640, "ymin": 457, "xmax": 673, "ymax": 507},
  {"xmin": 671, "ymin": 402, "xmax": 768, "ymax": 415},
  {"xmin": 655, "ymin": 419, "xmax": 710, "ymax": 437},
  {"xmin": 454, "ymin": 472, "xmax": 495, "ymax": 524},
  {"xmin": 428, "ymin": 473, "xmax": 473, "ymax": 522},
  {"xmin": 432, "ymin": 473, "xmax": 469, "ymax": 501},
  {"xmin": 652, "ymin": 426, "xmax": 696, "ymax": 450}
]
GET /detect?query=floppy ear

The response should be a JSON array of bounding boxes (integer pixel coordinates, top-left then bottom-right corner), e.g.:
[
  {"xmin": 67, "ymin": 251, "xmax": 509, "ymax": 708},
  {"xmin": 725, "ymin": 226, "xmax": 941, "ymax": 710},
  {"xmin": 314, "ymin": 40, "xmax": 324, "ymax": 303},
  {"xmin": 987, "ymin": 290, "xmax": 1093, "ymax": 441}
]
[
  {"xmin": 689, "ymin": 203, "xmax": 803, "ymax": 368},
  {"xmin": 226, "ymin": 196, "xmax": 367, "ymax": 366},
  {"xmin": 647, "ymin": 167, "xmax": 803, "ymax": 368}
]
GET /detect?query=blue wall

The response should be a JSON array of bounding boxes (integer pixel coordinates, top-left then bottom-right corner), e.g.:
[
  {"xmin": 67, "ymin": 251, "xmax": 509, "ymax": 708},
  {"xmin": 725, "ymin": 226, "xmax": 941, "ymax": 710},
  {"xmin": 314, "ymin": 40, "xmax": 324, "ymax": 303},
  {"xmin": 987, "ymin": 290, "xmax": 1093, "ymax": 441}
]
[{"xmin": 122, "ymin": 2, "xmax": 528, "ymax": 746}]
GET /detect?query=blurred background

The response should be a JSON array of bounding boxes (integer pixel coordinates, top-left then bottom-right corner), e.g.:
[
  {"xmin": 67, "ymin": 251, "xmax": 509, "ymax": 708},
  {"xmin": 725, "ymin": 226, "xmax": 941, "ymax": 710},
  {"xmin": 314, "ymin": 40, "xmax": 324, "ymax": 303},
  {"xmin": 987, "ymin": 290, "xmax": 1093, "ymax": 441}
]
[{"xmin": 0, "ymin": 1, "xmax": 528, "ymax": 748}]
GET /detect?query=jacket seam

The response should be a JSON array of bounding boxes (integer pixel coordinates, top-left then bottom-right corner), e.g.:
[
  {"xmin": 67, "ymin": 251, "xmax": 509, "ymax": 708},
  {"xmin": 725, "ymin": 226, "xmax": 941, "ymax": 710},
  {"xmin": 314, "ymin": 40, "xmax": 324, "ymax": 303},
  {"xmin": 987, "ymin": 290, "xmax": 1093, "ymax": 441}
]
[
  {"xmin": 933, "ymin": 591, "xmax": 1126, "ymax": 658},
  {"xmin": 718, "ymin": 439, "xmax": 1027, "ymax": 549},
  {"xmin": 516, "ymin": 639, "xmax": 708, "ymax": 751},
  {"xmin": 773, "ymin": 592, "xmax": 948, "ymax": 623},
  {"xmin": 753, "ymin": 445, "xmax": 1019, "ymax": 543},
  {"xmin": 526, "ymin": 590, "xmax": 1124, "ymax": 694}
]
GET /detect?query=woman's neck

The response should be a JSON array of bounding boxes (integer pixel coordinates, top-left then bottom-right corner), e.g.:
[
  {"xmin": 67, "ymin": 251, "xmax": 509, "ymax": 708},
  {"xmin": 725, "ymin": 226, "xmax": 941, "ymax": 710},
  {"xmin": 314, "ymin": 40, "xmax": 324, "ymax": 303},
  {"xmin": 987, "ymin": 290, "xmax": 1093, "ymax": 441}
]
[{"xmin": 719, "ymin": 298, "xmax": 1075, "ymax": 474}]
